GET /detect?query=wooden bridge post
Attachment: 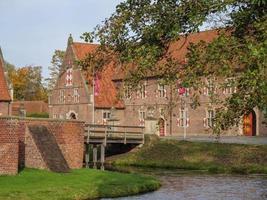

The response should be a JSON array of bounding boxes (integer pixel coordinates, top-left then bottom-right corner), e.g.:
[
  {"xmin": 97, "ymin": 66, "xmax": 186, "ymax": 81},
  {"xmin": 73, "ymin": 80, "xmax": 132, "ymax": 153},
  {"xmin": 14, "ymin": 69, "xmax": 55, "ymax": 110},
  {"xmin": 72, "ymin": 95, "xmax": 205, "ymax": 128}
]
[
  {"xmin": 124, "ymin": 127, "xmax": 126, "ymax": 144},
  {"xmin": 85, "ymin": 144, "xmax": 90, "ymax": 168},
  {"xmin": 142, "ymin": 127, "xmax": 145, "ymax": 144},
  {"xmin": 93, "ymin": 145, "xmax": 97, "ymax": 169},
  {"xmin": 100, "ymin": 144, "xmax": 105, "ymax": 170}
]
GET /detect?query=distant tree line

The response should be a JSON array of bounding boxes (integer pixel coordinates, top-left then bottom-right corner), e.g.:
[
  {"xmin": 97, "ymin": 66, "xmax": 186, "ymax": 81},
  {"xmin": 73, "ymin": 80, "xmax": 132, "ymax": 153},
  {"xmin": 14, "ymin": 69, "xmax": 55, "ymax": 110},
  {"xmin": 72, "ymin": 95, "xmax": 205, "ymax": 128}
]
[{"xmin": 4, "ymin": 49, "xmax": 65, "ymax": 102}]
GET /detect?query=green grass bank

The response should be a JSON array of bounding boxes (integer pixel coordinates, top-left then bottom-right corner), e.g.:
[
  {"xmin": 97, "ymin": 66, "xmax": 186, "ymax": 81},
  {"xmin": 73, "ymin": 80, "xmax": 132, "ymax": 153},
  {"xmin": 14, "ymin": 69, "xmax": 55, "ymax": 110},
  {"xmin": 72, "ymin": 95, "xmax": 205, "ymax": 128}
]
[
  {"xmin": 0, "ymin": 168, "xmax": 160, "ymax": 200},
  {"xmin": 110, "ymin": 136, "xmax": 267, "ymax": 174}
]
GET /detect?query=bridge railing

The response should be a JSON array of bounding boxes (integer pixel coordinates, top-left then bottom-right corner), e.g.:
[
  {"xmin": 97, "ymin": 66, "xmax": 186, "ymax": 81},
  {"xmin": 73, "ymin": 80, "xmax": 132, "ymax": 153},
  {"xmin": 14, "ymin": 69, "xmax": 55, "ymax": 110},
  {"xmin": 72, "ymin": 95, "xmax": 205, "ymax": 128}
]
[{"xmin": 84, "ymin": 124, "xmax": 145, "ymax": 145}]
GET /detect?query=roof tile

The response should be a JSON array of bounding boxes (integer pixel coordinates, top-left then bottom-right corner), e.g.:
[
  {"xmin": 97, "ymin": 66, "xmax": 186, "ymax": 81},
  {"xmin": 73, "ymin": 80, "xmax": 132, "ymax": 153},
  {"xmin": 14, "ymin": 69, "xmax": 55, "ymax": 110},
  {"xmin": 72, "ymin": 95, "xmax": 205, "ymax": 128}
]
[
  {"xmin": 72, "ymin": 42, "xmax": 124, "ymax": 108},
  {"xmin": 0, "ymin": 56, "xmax": 11, "ymax": 101}
]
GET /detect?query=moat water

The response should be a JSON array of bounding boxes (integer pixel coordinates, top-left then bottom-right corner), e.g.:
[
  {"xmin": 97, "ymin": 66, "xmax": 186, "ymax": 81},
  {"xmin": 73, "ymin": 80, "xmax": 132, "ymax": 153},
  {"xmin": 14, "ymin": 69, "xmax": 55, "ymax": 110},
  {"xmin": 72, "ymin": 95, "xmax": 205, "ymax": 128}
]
[{"xmin": 104, "ymin": 167, "xmax": 267, "ymax": 200}]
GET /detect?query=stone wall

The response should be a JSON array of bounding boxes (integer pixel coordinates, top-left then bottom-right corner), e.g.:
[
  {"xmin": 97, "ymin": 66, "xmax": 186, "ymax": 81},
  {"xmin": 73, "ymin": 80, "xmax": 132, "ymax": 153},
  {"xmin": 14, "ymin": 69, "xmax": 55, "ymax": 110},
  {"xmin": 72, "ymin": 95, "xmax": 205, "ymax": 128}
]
[{"xmin": 0, "ymin": 117, "xmax": 84, "ymax": 175}]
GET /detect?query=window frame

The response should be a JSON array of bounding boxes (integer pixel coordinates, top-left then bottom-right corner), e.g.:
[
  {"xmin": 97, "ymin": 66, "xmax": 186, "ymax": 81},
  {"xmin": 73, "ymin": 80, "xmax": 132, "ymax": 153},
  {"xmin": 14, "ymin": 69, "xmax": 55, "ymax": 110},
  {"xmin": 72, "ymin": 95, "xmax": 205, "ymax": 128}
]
[
  {"xmin": 73, "ymin": 88, "xmax": 80, "ymax": 103},
  {"xmin": 158, "ymin": 84, "xmax": 167, "ymax": 98},
  {"xmin": 59, "ymin": 89, "xmax": 65, "ymax": 104}
]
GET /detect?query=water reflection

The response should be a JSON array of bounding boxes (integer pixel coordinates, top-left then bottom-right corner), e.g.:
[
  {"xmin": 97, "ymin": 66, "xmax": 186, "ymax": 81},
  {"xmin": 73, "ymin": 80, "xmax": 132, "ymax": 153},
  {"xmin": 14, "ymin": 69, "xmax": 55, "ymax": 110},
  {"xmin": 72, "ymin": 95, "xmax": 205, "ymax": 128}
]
[{"xmin": 104, "ymin": 169, "xmax": 267, "ymax": 200}]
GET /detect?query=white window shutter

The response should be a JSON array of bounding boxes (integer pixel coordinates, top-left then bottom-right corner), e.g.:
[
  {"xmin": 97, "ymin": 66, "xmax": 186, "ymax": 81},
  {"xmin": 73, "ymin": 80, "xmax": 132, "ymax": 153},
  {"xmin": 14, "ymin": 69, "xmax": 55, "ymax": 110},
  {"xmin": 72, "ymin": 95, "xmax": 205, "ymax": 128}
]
[
  {"xmin": 203, "ymin": 87, "xmax": 207, "ymax": 95},
  {"xmin": 223, "ymin": 87, "xmax": 226, "ymax": 94},
  {"xmin": 164, "ymin": 89, "xmax": 167, "ymax": 98},
  {"xmin": 186, "ymin": 88, "xmax": 190, "ymax": 96},
  {"xmin": 186, "ymin": 118, "xmax": 190, "ymax": 127},
  {"xmin": 176, "ymin": 118, "xmax": 180, "ymax": 126}
]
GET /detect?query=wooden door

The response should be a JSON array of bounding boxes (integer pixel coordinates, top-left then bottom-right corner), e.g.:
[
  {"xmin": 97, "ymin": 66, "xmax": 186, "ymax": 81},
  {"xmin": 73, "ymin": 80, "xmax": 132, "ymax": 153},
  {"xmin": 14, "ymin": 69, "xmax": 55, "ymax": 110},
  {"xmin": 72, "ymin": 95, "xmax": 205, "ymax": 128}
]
[
  {"xmin": 159, "ymin": 118, "xmax": 165, "ymax": 136},
  {"xmin": 243, "ymin": 111, "xmax": 256, "ymax": 136}
]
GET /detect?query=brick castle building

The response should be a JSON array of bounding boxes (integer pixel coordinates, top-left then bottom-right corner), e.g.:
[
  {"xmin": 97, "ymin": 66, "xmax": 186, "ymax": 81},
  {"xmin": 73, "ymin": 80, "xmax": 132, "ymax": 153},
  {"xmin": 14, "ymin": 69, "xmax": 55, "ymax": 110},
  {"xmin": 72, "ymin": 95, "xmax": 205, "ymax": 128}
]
[
  {"xmin": 49, "ymin": 30, "xmax": 267, "ymax": 137},
  {"xmin": 0, "ymin": 48, "xmax": 12, "ymax": 116}
]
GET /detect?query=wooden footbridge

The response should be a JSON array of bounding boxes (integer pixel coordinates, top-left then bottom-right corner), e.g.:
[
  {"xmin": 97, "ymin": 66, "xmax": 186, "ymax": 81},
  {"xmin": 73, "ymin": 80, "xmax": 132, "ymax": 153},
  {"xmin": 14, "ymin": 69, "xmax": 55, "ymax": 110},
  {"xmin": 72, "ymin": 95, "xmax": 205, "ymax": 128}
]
[{"xmin": 84, "ymin": 124, "xmax": 145, "ymax": 169}]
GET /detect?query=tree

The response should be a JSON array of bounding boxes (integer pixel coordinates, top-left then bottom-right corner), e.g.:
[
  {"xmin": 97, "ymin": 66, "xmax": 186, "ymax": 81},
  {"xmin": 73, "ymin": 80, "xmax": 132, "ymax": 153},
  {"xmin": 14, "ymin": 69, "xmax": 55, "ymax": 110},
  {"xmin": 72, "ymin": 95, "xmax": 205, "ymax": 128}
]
[
  {"xmin": 8, "ymin": 65, "xmax": 48, "ymax": 102},
  {"xmin": 81, "ymin": 0, "xmax": 267, "ymax": 135},
  {"xmin": 46, "ymin": 50, "xmax": 65, "ymax": 91}
]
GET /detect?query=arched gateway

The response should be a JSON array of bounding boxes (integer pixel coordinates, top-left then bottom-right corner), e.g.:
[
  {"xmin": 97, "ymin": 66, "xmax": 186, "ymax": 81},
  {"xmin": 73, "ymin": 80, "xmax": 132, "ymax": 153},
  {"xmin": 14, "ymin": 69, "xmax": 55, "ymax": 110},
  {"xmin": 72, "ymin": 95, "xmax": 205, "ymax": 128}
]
[
  {"xmin": 66, "ymin": 110, "xmax": 78, "ymax": 120},
  {"xmin": 243, "ymin": 110, "xmax": 257, "ymax": 136}
]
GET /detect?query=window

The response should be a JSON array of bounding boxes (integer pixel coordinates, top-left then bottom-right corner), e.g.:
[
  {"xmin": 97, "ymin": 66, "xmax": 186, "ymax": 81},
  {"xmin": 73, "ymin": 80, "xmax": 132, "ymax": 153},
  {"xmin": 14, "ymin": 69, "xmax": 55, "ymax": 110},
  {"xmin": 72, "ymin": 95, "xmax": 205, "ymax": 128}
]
[
  {"xmin": 59, "ymin": 90, "xmax": 65, "ymax": 103},
  {"xmin": 138, "ymin": 82, "xmax": 147, "ymax": 99},
  {"xmin": 177, "ymin": 108, "xmax": 189, "ymax": 127},
  {"xmin": 65, "ymin": 68, "xmax": 73, "ymax": 87},
  {"xmin": 124, "ymin": 86, "xmax": 132, "ymax": 99},
  {"xmin": 73, "ymin": 88, "xmax": 80, "ymax": 103},
  {"xmin": 158, "ymin": 84, "xmax": 167, "ymax": 98},
  {"xmin": 204, "ymin": 79, "xmax": 215, "ymax": 96},
  {"xmin": 205, "ymin": 110, "xmax": 215, "ymax": 127},
  {"xmin": 53, "ymin": 114, "xmax": 57, "ymax": 119},
  {"xmin": 224, "ymin": 78, "xmax": 236, "ymax": 95},
  {"xmin": 139, "ymin": 110, "xmax": 145, "ymax": 126},
  {"xmin": 103, "ymin": 111, "xmax": 111, "ymax": 124},
  {"xmin": 59, "ymin": 114, "xmax": 64, "ymax": 119}
]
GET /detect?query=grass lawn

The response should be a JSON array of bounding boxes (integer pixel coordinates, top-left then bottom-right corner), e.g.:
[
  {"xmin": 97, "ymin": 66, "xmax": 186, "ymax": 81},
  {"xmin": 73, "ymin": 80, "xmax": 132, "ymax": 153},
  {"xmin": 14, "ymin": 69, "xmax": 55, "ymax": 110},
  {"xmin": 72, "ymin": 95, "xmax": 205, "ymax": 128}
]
[
  {"xmin": 110, "ymin": 136, "xmax": 267, "ymax": 174},
  {"xmin": 0, "ymin": 168, "xmax": 160, "ymax": 200}
]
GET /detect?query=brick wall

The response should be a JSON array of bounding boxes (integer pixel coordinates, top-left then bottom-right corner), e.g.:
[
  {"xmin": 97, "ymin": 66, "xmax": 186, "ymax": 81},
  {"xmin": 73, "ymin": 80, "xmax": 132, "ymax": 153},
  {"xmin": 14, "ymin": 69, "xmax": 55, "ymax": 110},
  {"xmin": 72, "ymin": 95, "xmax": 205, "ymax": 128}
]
[
  {"xmin": 0, "ymin": 117, "xmax": 84, "ymax": 175},
  {"xmin": 0, "ymin": 118, "xmax": 19, "ymax": 175}
]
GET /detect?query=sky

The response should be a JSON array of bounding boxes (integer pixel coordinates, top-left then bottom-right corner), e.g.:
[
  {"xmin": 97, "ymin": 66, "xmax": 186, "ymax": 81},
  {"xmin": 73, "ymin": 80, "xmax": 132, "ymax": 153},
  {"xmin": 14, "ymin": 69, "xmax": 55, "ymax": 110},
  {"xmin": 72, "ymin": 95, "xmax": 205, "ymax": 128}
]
[{"xmin": 0, "ymin": 0, "xmax": 123, "ymax": 78}]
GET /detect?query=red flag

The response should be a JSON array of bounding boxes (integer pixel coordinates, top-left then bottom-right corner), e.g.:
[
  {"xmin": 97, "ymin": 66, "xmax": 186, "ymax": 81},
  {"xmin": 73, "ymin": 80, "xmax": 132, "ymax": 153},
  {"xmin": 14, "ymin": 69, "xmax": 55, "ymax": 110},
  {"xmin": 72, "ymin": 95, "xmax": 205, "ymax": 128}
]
[{"xmin": 179, "ymin": 87, "xmax": 186, "ymax": 95}]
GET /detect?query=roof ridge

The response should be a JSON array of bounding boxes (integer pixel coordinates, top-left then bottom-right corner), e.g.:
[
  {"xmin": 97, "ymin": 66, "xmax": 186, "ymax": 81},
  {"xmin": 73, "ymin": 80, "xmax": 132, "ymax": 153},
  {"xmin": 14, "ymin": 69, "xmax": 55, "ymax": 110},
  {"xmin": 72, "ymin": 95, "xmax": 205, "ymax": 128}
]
[{"xmin": 72, "ymin": 42, "xmax": 99, "ymax": 46}]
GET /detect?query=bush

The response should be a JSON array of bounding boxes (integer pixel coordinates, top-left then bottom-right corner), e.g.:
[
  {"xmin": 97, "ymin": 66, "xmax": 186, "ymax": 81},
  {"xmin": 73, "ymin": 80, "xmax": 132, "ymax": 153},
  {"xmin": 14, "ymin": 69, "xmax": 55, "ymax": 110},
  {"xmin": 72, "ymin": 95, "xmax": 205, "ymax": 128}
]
[{"xmin": 26, "ymin": 112, "xmax": 49, "ymax": 118}]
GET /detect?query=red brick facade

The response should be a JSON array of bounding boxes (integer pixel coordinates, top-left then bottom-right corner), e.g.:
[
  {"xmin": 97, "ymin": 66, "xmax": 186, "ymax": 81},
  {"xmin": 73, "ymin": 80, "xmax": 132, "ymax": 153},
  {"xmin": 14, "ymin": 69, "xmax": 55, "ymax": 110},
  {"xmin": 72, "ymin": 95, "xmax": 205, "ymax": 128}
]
[
  {"xmin": 49, "ymin": 36, "xmax": 124, "ymax": 125},
  {"xmin": 49, "ymin": 31, "xmax": 267, "ymax": 137},
  {"xmin": 0, "ymin": 118, "xmax": 19, "ymax": 175},
  {"xmin": 0, "ymin": 117, "xmax": 84, "ymax": 175}
]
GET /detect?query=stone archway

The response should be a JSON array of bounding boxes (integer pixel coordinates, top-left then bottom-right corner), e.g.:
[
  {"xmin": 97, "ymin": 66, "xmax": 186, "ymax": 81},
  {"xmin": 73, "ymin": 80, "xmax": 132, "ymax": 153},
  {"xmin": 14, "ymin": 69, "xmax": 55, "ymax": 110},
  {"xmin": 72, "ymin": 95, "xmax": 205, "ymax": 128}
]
[
  {"xmin": 69, "ymin": 113, "xmax": 77, "ymax": 120},
  {"xmin": 243, "ymin": 110, "xmax": 257, "ymax": 136},
  {"xmin": 66, "ymin": 110, "xmax": 78, "ymax": 120}
]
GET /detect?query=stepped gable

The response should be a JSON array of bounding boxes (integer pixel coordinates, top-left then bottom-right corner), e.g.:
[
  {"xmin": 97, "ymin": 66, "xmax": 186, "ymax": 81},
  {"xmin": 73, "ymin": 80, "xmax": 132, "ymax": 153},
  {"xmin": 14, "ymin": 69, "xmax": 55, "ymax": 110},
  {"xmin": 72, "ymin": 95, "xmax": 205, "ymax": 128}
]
[
  {"xmin": 71, "ymin": 42, "xmax": 124, "ymax": 109},
  {"xmin": 0, "ymin": 48, "xmax": 11, "ymax": 101},
  {"xmin": 26, "ymin": 125, "xmax": 70, "ymax": 173},
  {"xmin": 112, "ymin": 29, "xmax": 222, "ymax": 80}
]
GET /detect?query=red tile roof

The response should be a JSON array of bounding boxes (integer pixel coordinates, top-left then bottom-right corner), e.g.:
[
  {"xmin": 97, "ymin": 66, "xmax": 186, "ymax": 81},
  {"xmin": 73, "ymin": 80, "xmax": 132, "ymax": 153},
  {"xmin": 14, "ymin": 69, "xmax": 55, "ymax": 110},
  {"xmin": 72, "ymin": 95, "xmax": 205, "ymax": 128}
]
[
  {"xmin": 113, "ymin": 29, "xmax": 222, "ymax": 80},
  {"xmin": 71, "ymin": 42, "xmax": 124, "ymax": 109},
  {"xmin": 167, "ymin": 29, "xmax": 221, "ymax": 61},
  {"xmin": 0, "ymin": 56, "xmax": 11, "ymax": 101},
  {"xmin": 72, "ymin": 43, "xmax": 99, "ymax": 60}
]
